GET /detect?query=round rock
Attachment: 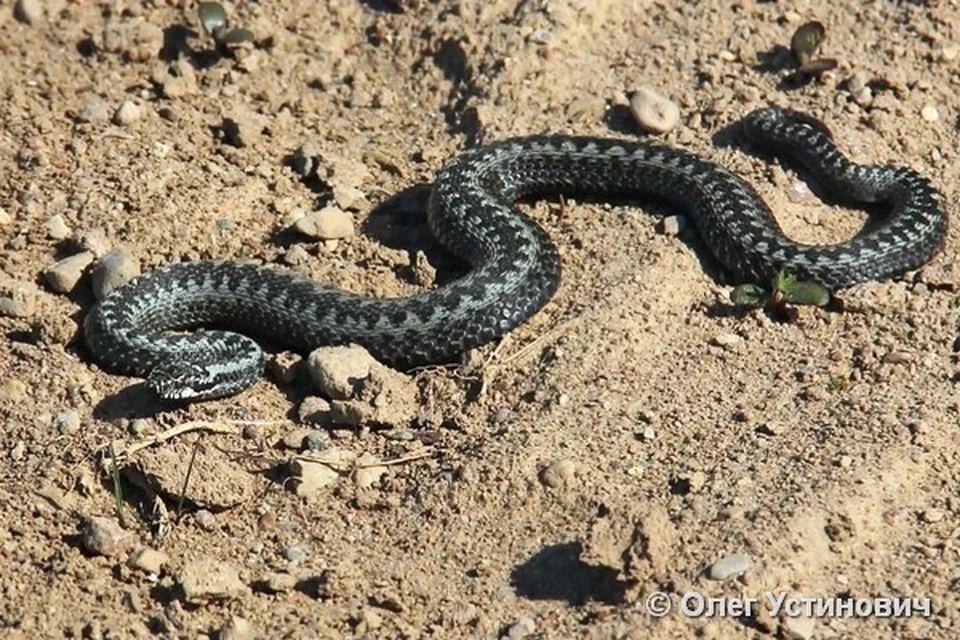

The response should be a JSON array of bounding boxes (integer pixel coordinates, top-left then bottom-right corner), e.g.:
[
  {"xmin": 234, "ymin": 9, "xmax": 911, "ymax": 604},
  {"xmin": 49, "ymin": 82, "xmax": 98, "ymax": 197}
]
[
  {"xmin": 630, "ymin": 87, "xmax": 681, "ymax": 134},
  {"xmin": 708, "ymin": 552, "xmax": 752, "ymax": 580},
  {"xmin": 13, "ymin": 0, "xmax": 43, "ymax": 25},
  {"xmin": 291, "ymin": 206, "xmax": 354, "ymax": 240},
  {"xmin": 540, "ymin": 459, "xmax": 577, "ymax": 488},
  {"xmin": 91, "ymin": 246, "xmax": 140, "ymax": 299},
  {"xmin": 113, "ymin": 100, "xmax": 143, "ymax": 126},
  {"xmin": 307, "ymin": 345, "xmax": 377, "ymax": 399}
]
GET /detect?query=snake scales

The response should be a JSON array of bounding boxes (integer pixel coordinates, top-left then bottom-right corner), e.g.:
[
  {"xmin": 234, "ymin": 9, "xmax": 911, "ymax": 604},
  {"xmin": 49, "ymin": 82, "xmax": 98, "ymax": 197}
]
[{"xmin": 84, "ymin": 108, "xmax": 947, "ymax": 401}]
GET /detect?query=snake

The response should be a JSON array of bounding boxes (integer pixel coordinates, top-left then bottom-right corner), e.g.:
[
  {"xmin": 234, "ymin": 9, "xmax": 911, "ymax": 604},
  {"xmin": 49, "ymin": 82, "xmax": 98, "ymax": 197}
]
[{"xmin": 83, "ymin": 107, "xmax": 947, "ymax": 402}]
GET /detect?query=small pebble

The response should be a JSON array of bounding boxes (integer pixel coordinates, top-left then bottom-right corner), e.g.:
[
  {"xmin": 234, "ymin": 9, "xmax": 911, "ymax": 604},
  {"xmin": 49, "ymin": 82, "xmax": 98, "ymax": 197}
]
[
  {"xmin": 282, "ymin": 245, "xmax": 310, "ymax": 266},
  {"xmin": 883, "ymin": 350, "xmax": 914, "ymax": 365},
  {"xmin": 354, "ymin": 452, "xmax": 387, "ymax": 489},
  {"xmin": 51, "ymin": 409, "xmax": 81, "ymax": 435},
  {"xmin": 128, "ymin": 418, "xmax": 149, "ymax": 436},
  {"xmin": 708, "ymin": 552, "xmax": 752, "ymax": 580},
  {"xmin": 303, "ymin": 430, "xmax": 331, "ymax": 451},
  {"xmin": 290, "ymin": 455, "xmax": 343, "ymax": 494},
  {"xmin": 282, "ymin": 206, "xmax": 308, "ymax": 227},
  {"xmin": 938, "ymin": 42, "xmax": 960, "ymax": 62},
  {"xmin": 0, "ymin": 379, "xmax": 27, "ymax": 401},
  {"xmin": 73, "ymin": 228, "xmax": 112, "ymax": 257},
  {"xmin": 262, "ymin": 572, "xmax": 297, "ymax": 593},
  {"xmin": 43, "ymin": 251, "xmax": 95, "ymax": 293},
  {"xmin": 920, "ymin": 105, "xmax": 939, "ymax": 123},
  {"xmin": 307, "ymin": 345, "xmax": 376, "ymax": 399},
  {"xmin": 355, "ymin": 608, "xmax": 383, "ymax": 633},
  {"xmin": 13, "ymin": 0, "xmax": 42, "ymax": 25},
  {"xmin": 711, "ymin": 332, "xmax": 742, "ymax": 348},
  {"xmin": 291, "ymin": 206, "xmax": 354, "ymax": 240},
  {"xmin": 847, "ymin": 72, "xmax": 869, "ymax": 95},
  {"xmin": 82, "ymin": 517, "xmax": 132, "ymax": 557},
  {"xmin": 922, "ymin": 508, "xmax": 945, "ymax": 523},
  {"xmin": 660, "ymin": 215, "xmax": 687, "ymax": 235},
  {"xmin": 298, "ymin": 396, "xmax": 332, "ymax": 426},
  {"xmin": 504, "ymin": 616, "xmax": 537, "ymax": 639},
  {"xmin": 782, "ymin": 614, "xmax": 815, "ymax": 640},
  {"xmin": 629, "ymin": 86, "xmax": 680, "ymax": 134},
  {"xmin": 284, "ymin": 544, "xmax": 308, "ymax": 562},
  {"xmin": 78, "ymin": 99, "xmax": 110, "ymax": 124},
  {"xmin": 540, "ymin": 459, "xmax": 576, "ymax": 488},
  {"xmin": 0, "ymin": 279, "xmax": 38, "ymax": 318},
  {"xmin": 193, "ymin": 509, "xmax": 218, "ymax": 531},
  {"xmin": 221, "ymin": 112, "xmax": 264, "ymax": 148},
  {"xmin": 179, "ymin": 557, "xmax": 248, "ymax": 603},
  {"xmin": 128, "ymin": 547, "xmax": 170, "ymax": 574},
  {"xmin": 219, "ymin": 615, "xmax": 256, "ymax": 640},
  {"xmin": 113, "ymin": 100, "xmax": 143, "ymax": 126},
  {"xmin": 10, "ymin": 441, "xmax": 26, "ymax": 461},
  {"xmin": 44, "ymin": 214, "xmax": 72, "ymax": 240},
  {"xmin": 280, "ymin": 427, "xmax": 314, "ymax": 449},
  {"xmin": 786, "ymin": 180, "xmax": 818, "ymax": 205},
  {"xmin": 0, "ymin": 208, "xmax": 11, "ymax": 225},
  {"xmin": 91, "ymin": 246, "xmax": 140, "ymax": 299},
  {"xmin": 687, "ymin": 470, "xmax": 707, "ymax": 492},
  {"xmin": 290, "ymin": 143, "xmax": 319, "ymax": 178},
  {"xmin": 852, "ymin": 86, "xmax": 873, "ymax": 107}
]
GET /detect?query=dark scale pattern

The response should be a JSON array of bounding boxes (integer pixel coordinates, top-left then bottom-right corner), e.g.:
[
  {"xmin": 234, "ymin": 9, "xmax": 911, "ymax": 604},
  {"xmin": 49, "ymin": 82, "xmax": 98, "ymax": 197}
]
[{"xmin": 84, "ymin": 108, "xmax": 947, "ymax": 401}]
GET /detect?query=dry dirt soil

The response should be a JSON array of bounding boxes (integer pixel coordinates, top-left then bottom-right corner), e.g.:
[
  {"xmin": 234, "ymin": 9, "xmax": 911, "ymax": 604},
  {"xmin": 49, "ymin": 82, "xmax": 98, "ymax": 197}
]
[{"xmin": 2, "ymin": 0, "xmax": 960, "ymax": 638}]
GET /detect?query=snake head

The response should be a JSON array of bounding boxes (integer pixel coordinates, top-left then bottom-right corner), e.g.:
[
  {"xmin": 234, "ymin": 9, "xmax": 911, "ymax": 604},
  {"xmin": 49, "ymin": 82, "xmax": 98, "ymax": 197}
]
[{"xmin": 147, "ymin": 357, "xmax": 260, "ymax": 402}]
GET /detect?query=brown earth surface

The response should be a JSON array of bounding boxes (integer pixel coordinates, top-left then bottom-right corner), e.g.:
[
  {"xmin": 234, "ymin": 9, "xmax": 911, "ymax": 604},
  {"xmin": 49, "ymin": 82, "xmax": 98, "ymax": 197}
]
[{"xmin": 2, "ymin": 0, "xmax": 960, "ymax": 638}]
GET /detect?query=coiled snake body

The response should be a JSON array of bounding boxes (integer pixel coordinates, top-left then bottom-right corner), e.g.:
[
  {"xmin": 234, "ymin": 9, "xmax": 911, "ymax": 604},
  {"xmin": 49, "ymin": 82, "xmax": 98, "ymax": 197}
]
[{"xmin": 84, "ymin": 108, "xmax": 947, "ymax": 401}]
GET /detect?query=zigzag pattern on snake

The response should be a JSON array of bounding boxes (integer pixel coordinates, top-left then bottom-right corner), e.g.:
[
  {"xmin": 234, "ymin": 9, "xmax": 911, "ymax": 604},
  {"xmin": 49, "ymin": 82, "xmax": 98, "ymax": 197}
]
[{"xmin": 83, "ymin": 108, "xmax": 948, "ymax": 401}]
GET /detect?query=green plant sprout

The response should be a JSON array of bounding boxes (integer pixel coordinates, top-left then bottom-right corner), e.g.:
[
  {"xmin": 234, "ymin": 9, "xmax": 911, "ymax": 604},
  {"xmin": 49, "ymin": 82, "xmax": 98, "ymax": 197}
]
[
  {"xmin": 789, "ymin": 21, "xmax": 837, "ymax": 77},
  {"xmin": 198, "ymin": 2, "xmax": 255, "ymax": 51},
  {"xmin": 731, "ymin": 270, "xmax": 830, "ymax": 310}
]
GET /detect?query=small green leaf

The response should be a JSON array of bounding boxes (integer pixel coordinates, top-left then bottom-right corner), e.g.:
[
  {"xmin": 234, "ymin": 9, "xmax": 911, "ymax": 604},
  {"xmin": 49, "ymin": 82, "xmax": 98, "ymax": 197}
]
[
  {"xmin": 198, "ymin": 2, "xmax": 228, "ymax": 35},
  {"xmin": 790, "ymin": 20, "xmax": 826, "ymax": 66},
  {"xmin": 772, "ymin": 270, "xmax": 797, "ymax": 293},
  {"xmin": 780, "ymin": 281, "xmax": 830, "ymax": 307},
  {"xmin": 731, "ymin": 284, "xmax": 769, "ymax": 306},
  {"xmin": 219, "ymin": 27, "xmax": 256, "ymax": 45}
]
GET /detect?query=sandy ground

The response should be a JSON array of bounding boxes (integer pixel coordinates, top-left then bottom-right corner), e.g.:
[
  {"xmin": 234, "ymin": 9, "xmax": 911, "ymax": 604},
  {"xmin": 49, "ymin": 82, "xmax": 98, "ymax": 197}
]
[{"xmin": 2, "ymin": 0, "xmax": 960, "ymax": 638}]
